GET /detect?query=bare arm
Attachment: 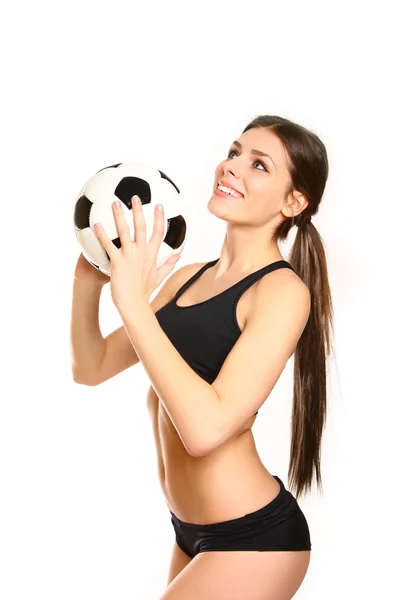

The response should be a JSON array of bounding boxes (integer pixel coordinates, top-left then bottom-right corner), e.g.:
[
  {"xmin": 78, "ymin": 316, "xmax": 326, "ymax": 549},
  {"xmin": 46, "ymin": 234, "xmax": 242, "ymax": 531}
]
[
  {"xmin": 71, "ymin": 262, "xmax": 207, "ymax": 386},
  {"xmin": 70, "ymin": 279, "xmax": 106, "ymax": 385}
]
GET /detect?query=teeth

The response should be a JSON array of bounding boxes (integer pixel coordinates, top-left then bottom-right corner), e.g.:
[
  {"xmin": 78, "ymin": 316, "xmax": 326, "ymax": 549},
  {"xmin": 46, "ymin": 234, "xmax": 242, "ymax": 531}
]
[{"xmin": 217, "ymin": 184, "xmax": 243, "ymax": 198}]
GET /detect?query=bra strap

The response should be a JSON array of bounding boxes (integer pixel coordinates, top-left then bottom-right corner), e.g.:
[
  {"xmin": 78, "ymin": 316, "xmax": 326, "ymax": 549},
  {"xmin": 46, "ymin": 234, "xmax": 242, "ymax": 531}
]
[
  {"xmin": 226, "ymin": 260, "xmax": 295, "ymax": 304},
  {"xmin": 174, "ymin": 260, "xmax": 218, "ymax": 300}
]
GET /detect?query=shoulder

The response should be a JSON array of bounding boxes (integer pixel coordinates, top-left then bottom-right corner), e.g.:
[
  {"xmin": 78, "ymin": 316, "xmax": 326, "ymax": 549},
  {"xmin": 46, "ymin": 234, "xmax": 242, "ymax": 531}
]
[{"xmin": 248, "ymin": 265, "xmax": 311, "ymax": 328}]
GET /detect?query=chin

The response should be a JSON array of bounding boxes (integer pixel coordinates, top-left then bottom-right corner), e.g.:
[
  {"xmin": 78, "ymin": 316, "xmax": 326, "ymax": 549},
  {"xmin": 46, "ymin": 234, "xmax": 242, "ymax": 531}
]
[{"xmin": 207, "ymin": 194, "xmax": 240, "ymax": 221}]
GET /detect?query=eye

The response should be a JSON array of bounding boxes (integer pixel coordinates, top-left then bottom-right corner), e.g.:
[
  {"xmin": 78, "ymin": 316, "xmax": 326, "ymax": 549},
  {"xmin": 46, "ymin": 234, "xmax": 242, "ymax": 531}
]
[
  {"xmin": 253, "ymin": 159, "xmax": 268, "ymax": 172},
  {"xmin": 227, "ymin": 149, "xmax": 268, "ymax": 172}
]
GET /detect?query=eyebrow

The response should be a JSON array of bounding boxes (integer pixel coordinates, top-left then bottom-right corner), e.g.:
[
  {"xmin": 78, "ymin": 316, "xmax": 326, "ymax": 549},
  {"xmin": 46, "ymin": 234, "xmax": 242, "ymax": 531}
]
[{"xmin": 232, "ymin": 140, "xmax": 276, "ymax": 169}]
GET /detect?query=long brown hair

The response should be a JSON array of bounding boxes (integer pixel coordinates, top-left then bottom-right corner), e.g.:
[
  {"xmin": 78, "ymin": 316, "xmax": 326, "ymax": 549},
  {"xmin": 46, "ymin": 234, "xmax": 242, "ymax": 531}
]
[{"xmin": 243, "ymin": 115, "xmax": 334, "ymax": 498}]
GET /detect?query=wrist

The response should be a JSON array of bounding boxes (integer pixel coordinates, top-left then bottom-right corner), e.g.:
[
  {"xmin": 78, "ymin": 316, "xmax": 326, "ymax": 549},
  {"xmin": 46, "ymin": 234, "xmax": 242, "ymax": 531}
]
[{"xmin": 119, "ymin": 299, "xmax": 150, "ymax": 321}]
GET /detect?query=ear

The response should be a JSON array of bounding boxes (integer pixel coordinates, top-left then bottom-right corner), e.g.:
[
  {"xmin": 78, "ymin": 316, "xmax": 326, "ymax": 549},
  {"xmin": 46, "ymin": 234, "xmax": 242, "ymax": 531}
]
[{"xmin": 282, "ymin": 192, "xmax": 309, "ymax": 219}]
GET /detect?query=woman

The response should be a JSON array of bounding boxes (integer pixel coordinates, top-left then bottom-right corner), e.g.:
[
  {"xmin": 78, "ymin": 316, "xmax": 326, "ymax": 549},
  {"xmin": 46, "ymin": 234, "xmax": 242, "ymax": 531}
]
[{"xmin": 71, "ymin": 114, "xmax": 334, "ymax": 599}]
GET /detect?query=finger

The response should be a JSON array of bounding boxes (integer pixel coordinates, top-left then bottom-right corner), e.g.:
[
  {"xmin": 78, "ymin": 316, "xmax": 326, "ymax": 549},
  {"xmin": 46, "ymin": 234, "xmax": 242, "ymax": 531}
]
[
  {"xmin": 94, "ymin": 222, "xmax": 118, "ymax": 261},
  {"xmin": 112, "ymin": 201, "xmax": 132, "ymax": 246},
  {"xmin": 155, "ymin": 254, "xmax": 182, "ymax": 287},
  {"xmin": 148, "ymin": 204, "xmax": 165, "ymax": 252},
  {"xmin": 132, "ymin": 195, "xmax": 146, "ymax": 245}
]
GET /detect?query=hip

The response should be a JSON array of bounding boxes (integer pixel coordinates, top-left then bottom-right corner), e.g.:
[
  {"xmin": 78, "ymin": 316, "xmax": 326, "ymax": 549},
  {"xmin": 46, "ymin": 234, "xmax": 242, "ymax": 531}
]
[{"xmin": 170, "ymin": 475, "xmax": 312, "ymax": 557}]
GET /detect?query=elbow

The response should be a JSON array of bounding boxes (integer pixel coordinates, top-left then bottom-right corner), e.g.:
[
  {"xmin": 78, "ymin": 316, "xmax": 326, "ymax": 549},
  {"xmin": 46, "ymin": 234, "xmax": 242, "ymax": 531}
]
[
  {"xmin": 187, "ymin": 444, "xmax": 211, "ymax": 458},
  {"xmin": 186, "ymin": 406, "xmax": 224, "ymax": 458},
  {"xmin": 186, "ymin": 433, "xmax": 219, "ymax": 458},
  {"xmin": 72, "ymin": 372, "xmax": 99, "ymax": 387}
]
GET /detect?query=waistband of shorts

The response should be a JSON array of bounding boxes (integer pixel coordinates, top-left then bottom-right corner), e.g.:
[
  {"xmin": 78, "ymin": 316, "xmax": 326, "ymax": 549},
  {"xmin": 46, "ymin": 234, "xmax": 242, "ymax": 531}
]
[{"xmin": 170, "ymin": 474, "xmax": 291, "ymax": 529}]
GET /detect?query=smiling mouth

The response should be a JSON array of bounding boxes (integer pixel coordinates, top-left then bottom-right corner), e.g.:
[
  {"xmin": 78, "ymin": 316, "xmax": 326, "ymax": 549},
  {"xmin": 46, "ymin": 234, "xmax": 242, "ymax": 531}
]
[{"xmin": 215, "ymin": 183, "xmax": 244, "ymax": 199}]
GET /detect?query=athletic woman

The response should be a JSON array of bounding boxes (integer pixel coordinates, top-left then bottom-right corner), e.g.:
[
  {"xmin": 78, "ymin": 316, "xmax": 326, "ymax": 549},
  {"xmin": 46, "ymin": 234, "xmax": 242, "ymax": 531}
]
[{"xmin": 71, "ymin": 114, "xmax": 334, "ymax": 599}]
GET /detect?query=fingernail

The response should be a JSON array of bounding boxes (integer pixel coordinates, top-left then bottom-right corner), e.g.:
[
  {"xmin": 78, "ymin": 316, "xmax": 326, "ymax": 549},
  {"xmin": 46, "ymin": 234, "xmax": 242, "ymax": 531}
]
[{"xmin": 157, "ymin": 204, "xmax": 163, "ymax": 212}]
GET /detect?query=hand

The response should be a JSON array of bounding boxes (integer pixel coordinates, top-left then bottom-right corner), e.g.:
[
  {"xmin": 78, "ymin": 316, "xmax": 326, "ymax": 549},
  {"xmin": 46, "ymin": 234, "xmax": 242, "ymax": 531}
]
[
  {"xmin": 74, "ymin": 252, "xmax": 110, "ymax": 286},
  {"xmin": 93, "ymin": 195, "xmax": 182, "ymax": 314}
]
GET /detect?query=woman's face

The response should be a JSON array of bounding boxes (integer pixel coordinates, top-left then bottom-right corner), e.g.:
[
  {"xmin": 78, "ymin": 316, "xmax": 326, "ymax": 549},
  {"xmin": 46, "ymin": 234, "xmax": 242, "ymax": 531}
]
[{"xmin": 208, "ymin": 127, "xmax": 293, "ymax": 226}]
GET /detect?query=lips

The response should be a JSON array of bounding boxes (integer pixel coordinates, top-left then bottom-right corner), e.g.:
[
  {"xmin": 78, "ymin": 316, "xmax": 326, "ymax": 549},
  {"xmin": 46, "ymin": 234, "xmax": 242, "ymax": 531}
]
[{"xmin": 214, "ymin": 187, "xmax": 243, "ymax": 201}]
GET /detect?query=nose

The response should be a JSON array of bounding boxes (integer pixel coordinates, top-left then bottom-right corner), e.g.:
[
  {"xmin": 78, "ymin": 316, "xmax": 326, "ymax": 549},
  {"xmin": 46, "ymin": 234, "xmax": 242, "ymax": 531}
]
[{"xmin": 222, "ymin": 161, "xmax": 239, "ymax": 179}]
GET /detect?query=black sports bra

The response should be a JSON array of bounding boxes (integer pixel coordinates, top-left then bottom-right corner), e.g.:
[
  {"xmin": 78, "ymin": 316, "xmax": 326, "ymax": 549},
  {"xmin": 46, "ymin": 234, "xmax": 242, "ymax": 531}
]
[{"xmin": 155, "ymin": 258, "xmax": 296, "ymax": 416}]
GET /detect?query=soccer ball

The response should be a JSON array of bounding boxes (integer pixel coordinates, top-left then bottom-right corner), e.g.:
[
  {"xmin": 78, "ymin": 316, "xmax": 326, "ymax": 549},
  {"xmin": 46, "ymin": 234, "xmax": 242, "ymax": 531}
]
[{"xmin": 73, "ymin": 162, "xmax": 189, "ymax": 276}]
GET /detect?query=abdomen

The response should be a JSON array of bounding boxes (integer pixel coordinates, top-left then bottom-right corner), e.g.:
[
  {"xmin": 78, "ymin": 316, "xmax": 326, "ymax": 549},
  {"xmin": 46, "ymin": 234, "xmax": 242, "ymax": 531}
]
[{"xmin": 146, "ymin": 385, "xmax": 271, "ymax": 524}]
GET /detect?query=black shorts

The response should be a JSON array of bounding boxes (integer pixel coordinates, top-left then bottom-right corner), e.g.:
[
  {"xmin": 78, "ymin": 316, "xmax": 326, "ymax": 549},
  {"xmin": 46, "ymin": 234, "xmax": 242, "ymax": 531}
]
[{"xmin": 170, "ymin": 475, "xmax": 311, "ymax": 559}]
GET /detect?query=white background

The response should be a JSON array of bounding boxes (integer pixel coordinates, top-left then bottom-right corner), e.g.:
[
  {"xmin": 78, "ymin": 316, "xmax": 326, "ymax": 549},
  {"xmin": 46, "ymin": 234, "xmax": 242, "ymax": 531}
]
[{"xmin": 1, "ymin": 0, "xmax": 399, "ymax": 598}]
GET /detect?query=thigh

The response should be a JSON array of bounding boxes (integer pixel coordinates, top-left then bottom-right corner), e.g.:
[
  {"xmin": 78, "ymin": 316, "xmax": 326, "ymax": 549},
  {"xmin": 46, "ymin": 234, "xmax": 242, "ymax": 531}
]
[
  {"xmin": 166, "ymin": 540, "xmax": 193, "ymax": 586},
  {"xmin": 161, "ymin": 549, "xmax": 311, "ymax": 600}
]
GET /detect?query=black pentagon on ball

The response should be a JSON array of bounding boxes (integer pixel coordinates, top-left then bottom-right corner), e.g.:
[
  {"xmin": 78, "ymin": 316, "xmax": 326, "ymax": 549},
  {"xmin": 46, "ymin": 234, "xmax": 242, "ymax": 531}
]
[
  {"xmin": 114, "ymin": 177, "xmax": 151, "ymax": 208},
  {"xmin": 74, "ymin": 195, "xmax": 92, "ymax": 230},
  {"xmin": 164, "ymin": 215, "xmax": 186, "ymax": 248}
]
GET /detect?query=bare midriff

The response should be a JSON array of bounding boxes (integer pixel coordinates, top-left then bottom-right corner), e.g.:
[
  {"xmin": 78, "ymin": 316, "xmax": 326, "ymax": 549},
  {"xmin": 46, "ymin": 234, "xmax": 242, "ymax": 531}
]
[{"xmin": 146, "ymin": 386, "xmax": 281, "ymax": 525}]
